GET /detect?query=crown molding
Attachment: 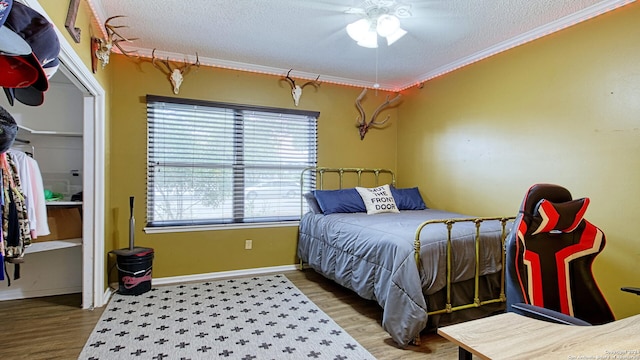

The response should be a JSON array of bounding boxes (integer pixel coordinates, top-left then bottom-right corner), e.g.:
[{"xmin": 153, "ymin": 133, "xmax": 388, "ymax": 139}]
[{"xmin": 130, "ymin": 47, "xmax": 388, "ymax": 90}]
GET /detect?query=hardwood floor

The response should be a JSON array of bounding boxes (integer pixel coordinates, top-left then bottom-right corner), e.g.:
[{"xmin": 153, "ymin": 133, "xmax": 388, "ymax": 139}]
[
  {"xmin": 286, "ymin": 269, "xmax": 459, "ymax": 360},
  {"xmin": 0, "ymin": 292, "xmax": 104, "ymax": 360},
  {"xmin": 0, "ymin": 269, "xmax": 458, "ymax": 359}
]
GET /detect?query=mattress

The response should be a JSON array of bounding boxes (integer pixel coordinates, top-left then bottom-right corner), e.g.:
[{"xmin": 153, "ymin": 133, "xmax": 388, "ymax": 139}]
[{"xmin": 297, "ymin": 209, "xmax": 506, "ymax": 346}]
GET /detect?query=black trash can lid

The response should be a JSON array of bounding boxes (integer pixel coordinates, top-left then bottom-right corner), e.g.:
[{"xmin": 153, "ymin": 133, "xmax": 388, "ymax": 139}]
[{"xmin": 111, "ymin": 247, "xmax": 154, "ymax": 257}]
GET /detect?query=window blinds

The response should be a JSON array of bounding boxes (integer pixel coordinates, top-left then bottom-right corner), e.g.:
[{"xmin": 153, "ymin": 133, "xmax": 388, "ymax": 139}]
[{"xmin": 146, "ymin": 96, "xmax": 317, "ymax": 227}]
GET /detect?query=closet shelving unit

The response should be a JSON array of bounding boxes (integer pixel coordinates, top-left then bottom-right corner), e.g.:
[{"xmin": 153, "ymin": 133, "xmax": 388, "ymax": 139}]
[
  {"xmin": 1, "ymin": 67, "xmax": 86, "ymax": 304},
  {"xmin": 24, "ymin": 238, "xmax": 82, "ymax": 253},
  {"xmin": 0, "ymin": 120, "xmax": 84, "ymax": 301},
  {"xmin": 13, "ymin": 135, "xmax": 84, "ymax": 255},
  {"xmin": 19, "ymin": 125, "xmax": 83, "ymax": 255},
  {"xmin": 25, "ymin": 201, "xmax": 83, "ymax": 254}
]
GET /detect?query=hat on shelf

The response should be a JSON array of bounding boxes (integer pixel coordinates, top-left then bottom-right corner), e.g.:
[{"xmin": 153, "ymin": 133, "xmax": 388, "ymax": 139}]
[
  {"xmin": 1, "ymin": 1, "xmax": 60, "ymax": 106},
  {"xmin": 1, "ymin": 0, "xmax": 39, "ymax": 90},
  {"xmin": 0, "ymin": 105, "xmax": 18, "ymax": 153},
  {"xmin": 0, "ymin": 0, "xmax": 31, "ymax": 56}
]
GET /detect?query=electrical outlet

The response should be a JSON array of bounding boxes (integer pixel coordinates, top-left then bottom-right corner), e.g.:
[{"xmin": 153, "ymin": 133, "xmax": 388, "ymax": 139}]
[{"xmin": 245, "ymin": 239, "xmax": 253, "ymax": 250}]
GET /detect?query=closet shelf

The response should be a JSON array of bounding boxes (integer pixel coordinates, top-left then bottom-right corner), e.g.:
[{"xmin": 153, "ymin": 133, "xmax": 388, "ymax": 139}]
[
  {"xmin": 17, "ymin": 124, "xmax": 82, "ymax": 137},
  {"xmin": 24, "ymin": 238, "xmax": 82, "ymax": 254},
  {"xmin": 46, "ymin": 201, "xmax": 82, "ymax": 206}
]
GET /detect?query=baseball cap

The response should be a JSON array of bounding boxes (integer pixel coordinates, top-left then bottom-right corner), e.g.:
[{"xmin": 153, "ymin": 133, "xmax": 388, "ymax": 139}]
[
  {"xmin": 2, "ymin": 1, "xmax": 60, "ymax": 106},
  {"xmin": 0, "ymin": 0, "xmax": 32, "ymax": 56},
  {"xmin": 0, "ymin": 105, "xmax": 18, "ymax": 153},
  {"xmin": 0, "ymin": 53, "xmax": 39, "ymax": 88},
  {"xmin": 0, "ymin": 0, "xmax": 40, "ymax": 90}
]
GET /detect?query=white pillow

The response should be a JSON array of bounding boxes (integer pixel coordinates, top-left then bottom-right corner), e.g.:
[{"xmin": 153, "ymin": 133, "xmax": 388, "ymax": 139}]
[{"xmin": 355, "ymin": 184, "xmax": 400, "ymax": 215}]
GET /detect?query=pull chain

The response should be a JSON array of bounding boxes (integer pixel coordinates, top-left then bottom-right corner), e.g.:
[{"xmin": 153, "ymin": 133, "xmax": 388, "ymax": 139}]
[{"xmin": 374, "ymin": 46, "xmax": 380, "ymax": 95}]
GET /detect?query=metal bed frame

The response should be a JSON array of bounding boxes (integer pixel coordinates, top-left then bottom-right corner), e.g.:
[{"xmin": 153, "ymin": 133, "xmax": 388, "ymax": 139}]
[
  {"xmin": 299, "ymin": 167, "xmax": 515, "ymax": 319},
  {"xmin": 414, "ymin": 217, "xmax": 513, "ymax": 316}
]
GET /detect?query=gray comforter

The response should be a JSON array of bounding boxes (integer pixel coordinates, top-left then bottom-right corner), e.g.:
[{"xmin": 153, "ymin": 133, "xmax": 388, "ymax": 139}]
[{"xmin": 297, "ymin": 209, "xmax": 506, "ymax": 346}]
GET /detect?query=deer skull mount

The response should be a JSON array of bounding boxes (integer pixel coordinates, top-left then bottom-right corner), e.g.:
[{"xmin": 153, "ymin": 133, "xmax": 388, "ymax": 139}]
[
  {"xmin": 355, "ymin": 88, "xmax": 401, "ymax": 140},
  {"xmin": 283, "ymin": 69, "xmax": 321, "ymax": 106},
  {"xmin": 93, "ymin": 15, "xmax": 138, "ymax": 70},
  {"xmin": 152, "ymin": 49, "xmax": 200, "ymax": 95}
]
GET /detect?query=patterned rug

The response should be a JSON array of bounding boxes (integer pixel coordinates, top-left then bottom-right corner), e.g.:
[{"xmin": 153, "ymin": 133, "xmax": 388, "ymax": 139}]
[{"xmin": 79, "ymin": 274, "xmax": 375, "ymax": 359}]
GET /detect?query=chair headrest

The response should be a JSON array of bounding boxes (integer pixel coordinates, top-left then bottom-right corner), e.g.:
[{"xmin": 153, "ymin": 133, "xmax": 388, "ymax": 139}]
[
  {"xmin": 531, "ymin": 197, "xmax": 590, "ymax": 235},
  {"xmin": 519, "ymin": 183, "xmax": 573, "ymax": 216}
]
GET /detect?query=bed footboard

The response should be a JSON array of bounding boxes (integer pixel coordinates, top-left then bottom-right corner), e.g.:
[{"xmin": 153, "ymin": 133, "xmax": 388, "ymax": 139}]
[{"xmin": 414, "ymin": 217, "xmax": 515, "ymax": 316}]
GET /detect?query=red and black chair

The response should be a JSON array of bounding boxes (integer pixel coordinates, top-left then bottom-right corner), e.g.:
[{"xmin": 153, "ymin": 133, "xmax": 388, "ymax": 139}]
[{"xmin": 505, "ymin": 183, "xmax": 615, "ymax": 325}]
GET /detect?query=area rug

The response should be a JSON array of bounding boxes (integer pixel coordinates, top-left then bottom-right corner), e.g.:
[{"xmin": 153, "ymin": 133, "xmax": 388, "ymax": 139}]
[{"xmin": 79, "ymin": 274, "xmax": 375, "ymax": 359}]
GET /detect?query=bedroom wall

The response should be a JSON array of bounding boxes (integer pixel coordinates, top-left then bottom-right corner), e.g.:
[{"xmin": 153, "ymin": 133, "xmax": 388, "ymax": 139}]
[
  {"xmin": 106, "ymin": 56, "xmax": 398, "ymax": 278},
  {"xmin": 37, "ymin": 0, "xmax": 636, "ymax": 318},
  {"xmin": 38, "ymin": 0, "xmax": 398, "ymax": 289},
  {"xmin": 397, "ymin": 3, "xmax": 640, "ymax": 319}
]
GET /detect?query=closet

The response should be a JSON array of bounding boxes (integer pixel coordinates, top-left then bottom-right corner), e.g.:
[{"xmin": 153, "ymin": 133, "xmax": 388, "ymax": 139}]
[{"xmin": 0, "ymin": 69, "xmax": 84, "ymax": 302}]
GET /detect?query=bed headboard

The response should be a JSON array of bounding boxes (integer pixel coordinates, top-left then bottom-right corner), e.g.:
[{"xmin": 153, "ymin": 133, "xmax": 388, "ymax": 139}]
[
  {"xmin": 301, "ymin": 167, "xmax": 396, "ymax": 190},
  {"xmin": 299, "ymin": 167, "xmax": 396, "ymax": 216}
]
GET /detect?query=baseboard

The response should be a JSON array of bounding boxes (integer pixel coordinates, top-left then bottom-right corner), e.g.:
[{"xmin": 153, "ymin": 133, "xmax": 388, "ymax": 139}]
[
  {"xmin": 96, "ymin": 265, "xmax": 301, "ymax": 304},
  {"xmin": 151, "ymin": 264, "xmax": 300, "ymax": 286},
  {"xmin": 2, "ymin": 266, "xmax": 304, "ymax": 304},
  {"xmin": 100, "ymin": 286, "xmax": 115, "ymax": 308},
  {"xmin": 0, "ymin": 286, "xmax": 82, "ymax": 301}
]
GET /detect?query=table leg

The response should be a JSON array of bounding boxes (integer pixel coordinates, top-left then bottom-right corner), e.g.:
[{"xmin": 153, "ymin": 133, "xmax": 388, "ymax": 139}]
[{"xmin": 459, "ymin": 346, "xmax": 472, "ymax": 360}]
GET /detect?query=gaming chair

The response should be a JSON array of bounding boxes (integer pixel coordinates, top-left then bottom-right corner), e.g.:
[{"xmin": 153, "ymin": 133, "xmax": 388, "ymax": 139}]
[{"xmin": 505, "ymin": 184, "xmax": 615, "ymax": 325}]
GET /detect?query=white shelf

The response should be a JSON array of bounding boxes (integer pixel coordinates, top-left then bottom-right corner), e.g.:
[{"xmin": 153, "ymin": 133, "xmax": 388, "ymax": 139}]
[
  {"xmin": 25, "ymin": 238, "xmax": 82, "ymax": 254},
  {"xmin": 17, "ymin": 124, "xmax": 82, "ymax": 137},
  {"xmin": 46, "ymin": 201, "xmax": 83, "ymax": 206}
]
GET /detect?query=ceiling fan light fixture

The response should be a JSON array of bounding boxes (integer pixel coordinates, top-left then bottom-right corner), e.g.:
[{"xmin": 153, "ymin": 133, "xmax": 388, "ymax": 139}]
[
  {"xmin": 376, "ymin": 14, "xmax": 400, "ymax": 37},
  {"xmin": 385, "ymin": 27, "xmax": 407, "ymax": 46},
  {"xmin": 357, "ymin": 30, "xmax": 379, "ymax": 48},
  {"xmin": 345, "ymin": 0, "xmax": 411, "ymax": 48},
  {"xmin": 347, "ymin": 18, "xmax": 372, "ymax": 42}
]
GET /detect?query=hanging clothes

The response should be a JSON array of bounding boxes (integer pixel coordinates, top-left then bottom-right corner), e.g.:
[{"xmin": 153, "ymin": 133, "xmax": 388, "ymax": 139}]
[
  {"xmin": 1, "ymin": 104, "xmax": 24, "ymax": 282},
  {"xmin": 1, "ymin": 152, "xmax": 31, "ymax": 281},
  {"xmin": 0, "ymin": 175, "xmax": 3, "ymax": 282},
  {"xmin": 7, "ymin": 149, "xmax": 49, "ymax": 238}
]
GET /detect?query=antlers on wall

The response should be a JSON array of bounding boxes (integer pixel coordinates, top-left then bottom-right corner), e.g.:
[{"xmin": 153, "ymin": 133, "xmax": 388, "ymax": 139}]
[
  {"xmin": 355, "ymin": 88, "xmax": 401, "ymax": 140},
  {"xmin": 151, "ymin": 48, "xmax": 200, "ymax": 95},
  {"xmin": 284, "ymin": 69, "xmax": 321, "ymax": 106},
  {"xmin": 93, "ymin": 15, "xmax": 138, "ymax": 70}
]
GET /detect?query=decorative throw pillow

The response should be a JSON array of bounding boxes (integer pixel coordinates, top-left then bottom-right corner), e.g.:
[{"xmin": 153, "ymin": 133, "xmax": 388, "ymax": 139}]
[
  {"xmin": 355, "ymin": 184, "xmax": 400, "ymax": 215},
  {"xmin": 531, "ymin": 197, "xmax": 590, "ymax": 235},
  {"xmin": 303, "ymin": 192, "xmax": 323, "ymax": 214},
  {"xmin": 390, "ymin": 186, "xmax": 427, "ymax": 210},
  {"xmin": 313, "ymin": 188, "xmax": 366, "ymax": 215}
]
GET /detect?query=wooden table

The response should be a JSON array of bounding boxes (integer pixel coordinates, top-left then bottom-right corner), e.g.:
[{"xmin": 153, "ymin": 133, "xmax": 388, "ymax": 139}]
[{"xmin": 437, "ymin": 312, "xmax": 640, "ymax": 360}]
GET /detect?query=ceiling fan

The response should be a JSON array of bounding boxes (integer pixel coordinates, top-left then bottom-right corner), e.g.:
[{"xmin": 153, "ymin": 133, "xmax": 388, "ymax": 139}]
[{"xmin": 345, "ymin": 0, "xmax": 412, "ymax": 48}]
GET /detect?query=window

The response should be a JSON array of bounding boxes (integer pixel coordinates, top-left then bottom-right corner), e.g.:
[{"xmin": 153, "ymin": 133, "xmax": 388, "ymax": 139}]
[{"xmin": 146, "ymin": 95, "xmax": 318, "ymax": 228}]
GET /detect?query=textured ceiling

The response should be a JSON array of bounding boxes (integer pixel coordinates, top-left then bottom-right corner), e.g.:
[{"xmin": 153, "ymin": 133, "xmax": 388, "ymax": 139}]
[{"xmin": 87, "ymin": 0, "xmax": 634, "ymax": 91}]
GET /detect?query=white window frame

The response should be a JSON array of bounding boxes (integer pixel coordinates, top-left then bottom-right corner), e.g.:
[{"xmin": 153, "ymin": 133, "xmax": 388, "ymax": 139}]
[{"xmin": 145, "ymin": 96, "xmax": 318, "ymax": 233}]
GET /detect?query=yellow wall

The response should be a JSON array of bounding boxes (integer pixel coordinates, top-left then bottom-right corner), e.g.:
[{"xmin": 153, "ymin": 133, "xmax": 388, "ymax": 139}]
[
  {"xmin": 37, "ymin": 0, "xmax": 637, "ymax": 318},
  {"xmin": 34, "ymin": 0, "xmax": 397, "ymax": 281},
  {"xmin": 107, "ymin": 56, "xmax": 398, "ymax": 278},
  {"xmin": 398, "ymin": 3, "xmax": 640, "ymax": 319}
]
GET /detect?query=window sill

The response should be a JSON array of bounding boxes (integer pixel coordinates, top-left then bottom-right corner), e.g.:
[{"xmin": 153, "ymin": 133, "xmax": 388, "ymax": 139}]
[{"xmin": 144, "ymin": 221, "xmax": 300, "ymax": 234}]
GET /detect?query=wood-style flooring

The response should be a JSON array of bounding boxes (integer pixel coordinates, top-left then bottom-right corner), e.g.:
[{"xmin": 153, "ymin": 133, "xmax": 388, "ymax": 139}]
[{"xmin": 0, "ymin": 269, "xmax": 458, "ymax": 359}]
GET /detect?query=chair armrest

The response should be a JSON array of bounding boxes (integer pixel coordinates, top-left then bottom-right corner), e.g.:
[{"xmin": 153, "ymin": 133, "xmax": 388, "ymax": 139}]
[
  {"xmin": 511, "ymin": 303, "xmax": 592, "ymax": 326},
  {"xmin": 621, "ymin": 287, "xmax": 640, "ymax": 295}
]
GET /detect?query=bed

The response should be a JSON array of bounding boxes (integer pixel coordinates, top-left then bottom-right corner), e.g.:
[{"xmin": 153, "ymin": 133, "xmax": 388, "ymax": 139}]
[{"xmin": 297, "ymin": 167, "xmax": 514, "ymax": 347}]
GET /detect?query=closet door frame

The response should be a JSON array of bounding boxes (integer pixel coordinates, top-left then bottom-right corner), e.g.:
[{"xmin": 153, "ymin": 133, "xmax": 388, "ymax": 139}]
[{"xmin": 23, "ymin": 0, "xmax": 107, "ymax": 309}]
